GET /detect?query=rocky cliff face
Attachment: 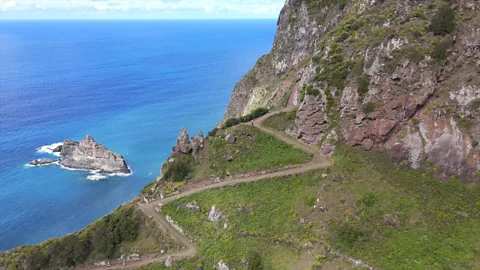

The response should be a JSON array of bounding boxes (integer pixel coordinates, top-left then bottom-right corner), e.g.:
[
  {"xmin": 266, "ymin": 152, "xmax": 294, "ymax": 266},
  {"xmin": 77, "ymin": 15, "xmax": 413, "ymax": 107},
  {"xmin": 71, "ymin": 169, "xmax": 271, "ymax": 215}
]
[{"xmin": 225, "ymin": 0, "xmax": 480, "ymax": 182}]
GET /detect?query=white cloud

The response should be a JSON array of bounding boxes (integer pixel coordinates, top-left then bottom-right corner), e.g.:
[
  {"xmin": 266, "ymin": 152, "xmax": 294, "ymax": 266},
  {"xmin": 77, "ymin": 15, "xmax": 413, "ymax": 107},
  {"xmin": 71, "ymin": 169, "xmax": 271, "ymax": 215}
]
[
  {"xmin": 1, "ymin": 0, "xmax": 17, "ymax": 10},
  {"xmin": 0, "ymin": 0, "xmax": 285, "ymax": 19}
]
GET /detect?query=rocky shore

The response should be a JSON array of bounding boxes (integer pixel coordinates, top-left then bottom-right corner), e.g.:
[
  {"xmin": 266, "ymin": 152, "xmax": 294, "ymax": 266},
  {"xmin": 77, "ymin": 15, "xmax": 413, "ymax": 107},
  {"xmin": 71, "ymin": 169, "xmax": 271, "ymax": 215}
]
[{"xmin": 29, "ymin": 135, "xmax": 131, "ymax": 174}]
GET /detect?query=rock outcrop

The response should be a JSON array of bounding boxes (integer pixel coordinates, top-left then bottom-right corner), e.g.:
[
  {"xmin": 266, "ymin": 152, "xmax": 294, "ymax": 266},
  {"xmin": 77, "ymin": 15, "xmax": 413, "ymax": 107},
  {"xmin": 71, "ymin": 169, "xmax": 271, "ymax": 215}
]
[
  {"xmin": 59, "ymin": 135, "xmax": 131, "ymax": 174},
  {"xmin": 224, "ymin": 0, "xmax": 480, "ymax": 182},
  {"xmin": 29, "ymin": 135, "xmax": 130, "ymax": 174},
  {"xmin": 173, "ymin": 128, "xmax": 205, "ymax": 157}
]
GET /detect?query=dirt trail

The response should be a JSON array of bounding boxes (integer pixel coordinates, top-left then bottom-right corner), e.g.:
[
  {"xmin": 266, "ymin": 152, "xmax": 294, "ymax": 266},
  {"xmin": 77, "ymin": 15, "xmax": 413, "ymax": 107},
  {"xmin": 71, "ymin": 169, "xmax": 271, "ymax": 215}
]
[{"xmin": 89, "ymin": 109, "xmax": 331, "ymax": 270}]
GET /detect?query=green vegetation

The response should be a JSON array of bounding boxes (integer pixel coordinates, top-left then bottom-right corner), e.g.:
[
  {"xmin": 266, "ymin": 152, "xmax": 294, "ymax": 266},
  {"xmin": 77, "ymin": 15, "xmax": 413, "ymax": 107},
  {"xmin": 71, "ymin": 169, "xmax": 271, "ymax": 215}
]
[
  {"xmin": 161, "ymin": 145, "xmax": 480, "ymax": 269},
  {"xmin": 163, "ymin": 154, "xmax": 194, "ymax": 182},
  {"xmin": 314, "ymin": 41, "xmax": 351, "ymax": 90},
  {"xmin": 305, "ymin": 84, "xmax": 321, "ymax": 97},
  {"xmin": 431, "ymin": 38, "xmax": 453, "ymax": 61},
  {"xmin": 223, "ymin": 108, "xmax": 269, "ymax": 129},
  {"xmin": 262, "ymin": 110, "xmax": 297, "ymax": 132},
  {"xmin": 193, "ymin": 125, "xmax": 311, "ymax": 179},
  {"xmin": 0, "ymin": 206, "xmax": 177, "ymax": 270},
  {"xmin": 357, "ymin": 75, "xmax": 370, "ymax": 99},
  {"xmin": 430, "ymin": 5, "xmax": 456, "ymax": 35},
  {"xmin": 456, "ymin": 116, "xmax": 476, "ymax": 134},
  {"xmin": 469, "ymin": 99, "xmax": 480, "ymax": 112},
  {"xmin": 362, "ymin": 102, "xmax": 376, "ymax": 114},
  {"xmin": 140, "ymin": 260, "xmax": 200, "ymax": 270}
]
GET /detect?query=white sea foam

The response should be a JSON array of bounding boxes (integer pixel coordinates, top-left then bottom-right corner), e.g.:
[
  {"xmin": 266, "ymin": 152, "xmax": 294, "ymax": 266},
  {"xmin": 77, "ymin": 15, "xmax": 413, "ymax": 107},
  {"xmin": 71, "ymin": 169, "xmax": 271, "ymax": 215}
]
[
  {"xmin": 36, "ymin": 142, "xmax": 63, "ymax": 157},
  {"xmin": 87, "ymin": 174, "xmax": 108, "ymax": 181}
]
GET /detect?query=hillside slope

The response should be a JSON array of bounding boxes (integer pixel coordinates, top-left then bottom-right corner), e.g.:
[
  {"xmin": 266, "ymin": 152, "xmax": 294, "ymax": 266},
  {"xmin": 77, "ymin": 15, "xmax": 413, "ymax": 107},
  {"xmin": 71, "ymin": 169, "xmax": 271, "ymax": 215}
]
[{"xmin": 225, "ymin": 0, "xmax": 480, "ymax": 182}]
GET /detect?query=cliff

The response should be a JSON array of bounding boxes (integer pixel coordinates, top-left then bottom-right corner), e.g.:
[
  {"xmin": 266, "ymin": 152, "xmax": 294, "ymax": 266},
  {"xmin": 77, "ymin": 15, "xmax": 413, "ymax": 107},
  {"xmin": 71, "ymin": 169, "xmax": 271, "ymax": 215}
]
[{"xmin": 225, "ymin": 0, "xmax": 480, "ymax": 182}]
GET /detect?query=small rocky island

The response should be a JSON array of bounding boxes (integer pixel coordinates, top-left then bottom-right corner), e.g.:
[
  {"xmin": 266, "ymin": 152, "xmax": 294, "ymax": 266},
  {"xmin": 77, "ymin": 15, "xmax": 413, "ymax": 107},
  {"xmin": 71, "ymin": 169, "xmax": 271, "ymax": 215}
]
[{"xmin": 29, "ymin": 135, "xmax": 131, "ymax": 174}]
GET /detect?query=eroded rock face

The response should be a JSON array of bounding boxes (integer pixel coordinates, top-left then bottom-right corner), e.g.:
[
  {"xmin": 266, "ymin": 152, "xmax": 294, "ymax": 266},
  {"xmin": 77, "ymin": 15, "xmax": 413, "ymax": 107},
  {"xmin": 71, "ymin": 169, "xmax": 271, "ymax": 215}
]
[
  {"xmin": 59, "ymin": 135, "xmax": 131, "ymax": 174},
  {"xmin": 223, "ymin": 0, "xmax": 480, "ymax": 181},
  {"xmin": 173, "ymin": 129, "xmax": 205, "ymax": 157},
  {"xmin": 294, "ymin": 94, "xmax": 329, "ymax": 144},
  {"xmin": 173, "ymin": 128, "xmax": 192, "ymax": 154}
]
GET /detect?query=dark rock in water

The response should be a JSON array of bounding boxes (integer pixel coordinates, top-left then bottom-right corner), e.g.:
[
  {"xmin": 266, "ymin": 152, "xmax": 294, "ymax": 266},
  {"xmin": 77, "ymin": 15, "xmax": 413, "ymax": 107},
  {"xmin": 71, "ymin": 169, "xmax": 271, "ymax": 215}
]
[
  {"xmin": 59, "ymin": 135, "xmax": 131, "ymax": 174},
  {"xmin": 52, "ymin": 145, "xmax": 63, "ymax": 153},
  {"xmin": 28, "ymin": 159, "xmax": 60, "ymax": 166}
]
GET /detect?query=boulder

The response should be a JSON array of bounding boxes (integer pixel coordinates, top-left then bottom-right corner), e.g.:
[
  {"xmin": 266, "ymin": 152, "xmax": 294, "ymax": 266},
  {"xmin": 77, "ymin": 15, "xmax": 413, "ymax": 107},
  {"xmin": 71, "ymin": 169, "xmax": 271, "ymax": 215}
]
[
  {"xmin": 217, "ymin": 261, "xmax": 230, "ymax": 270},
  {"xmin": 165, "ymin": 256, "xmax": 173, "ymax": 267},
  {"xmin": 225, "ymin": 134, "xmax": 237, "ymax": 144},
  {"xmin": 59, "ymin": 135, "xmax": 131, "ymax": 174},
  {"xmin": 207, "ymin": 205, "xmax": 222, "ymax": 222}
]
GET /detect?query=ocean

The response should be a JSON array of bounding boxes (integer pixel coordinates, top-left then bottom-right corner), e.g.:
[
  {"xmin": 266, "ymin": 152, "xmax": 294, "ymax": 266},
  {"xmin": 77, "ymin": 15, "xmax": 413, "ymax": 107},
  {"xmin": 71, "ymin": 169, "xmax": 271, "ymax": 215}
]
[{"xmin": 0, "ymin": 20, "xmax": 276, "ymax": 251}]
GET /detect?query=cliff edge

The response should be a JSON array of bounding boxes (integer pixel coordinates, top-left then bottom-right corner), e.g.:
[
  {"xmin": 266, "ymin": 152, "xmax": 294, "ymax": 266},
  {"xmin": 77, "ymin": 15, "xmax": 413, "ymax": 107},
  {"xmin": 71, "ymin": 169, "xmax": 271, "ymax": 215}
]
[{"xmin": 225, "ymin": 0, "xmax": 480, "ymax": 182}]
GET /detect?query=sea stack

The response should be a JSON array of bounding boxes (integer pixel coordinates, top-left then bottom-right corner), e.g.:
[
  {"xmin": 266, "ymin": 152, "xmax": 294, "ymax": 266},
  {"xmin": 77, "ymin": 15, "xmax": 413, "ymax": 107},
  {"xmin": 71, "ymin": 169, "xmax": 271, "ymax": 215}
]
[{"xmin": 29, "ymin": 135, "xmax": 131, "ymax": 174}]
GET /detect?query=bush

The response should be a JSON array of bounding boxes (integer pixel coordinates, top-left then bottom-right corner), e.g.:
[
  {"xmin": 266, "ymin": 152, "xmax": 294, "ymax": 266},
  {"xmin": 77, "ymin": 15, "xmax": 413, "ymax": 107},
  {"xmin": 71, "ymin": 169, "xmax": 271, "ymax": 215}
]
[
  {"xmin": 222, "ymin": 108, "xmax": 269, "ymax": 129},
  {"xmin": 164, "ymin": 156, "xmax": 193, "ymax": 182},
  {"xmin": 357, "ymin": 75, "xmax": 370, "ymax": 99},
  {"xmin": 337, "ymin": 222, "xmax": 366, "ymax": 246},
  {"xmin": 431, "ymin": 40, "xmax": 448, "ymax": 61},
  {"xmin": 246, "ymin": 251, "xmax": 264, "ymax": 270},
  {"xmin": 469, "ymin": 99, "xmax": 480, "ymax": 112},
  {"xmin": 359, "ymin": 192, "xmax": 377, "ymax": 207},
  {"xmin": 430, "ymin": 6, "xmax": 455, "ymax": 35},
  {"xmin": 207, "ymin": 127, "xmax": 219, "ymax": 137},
  {"xmin": 305, "ymin": 84, "xmax": 321, "ymax": 97},
  {"xmin": 363, "ymin": 102, "xmax": 376, "ymax": 114}
]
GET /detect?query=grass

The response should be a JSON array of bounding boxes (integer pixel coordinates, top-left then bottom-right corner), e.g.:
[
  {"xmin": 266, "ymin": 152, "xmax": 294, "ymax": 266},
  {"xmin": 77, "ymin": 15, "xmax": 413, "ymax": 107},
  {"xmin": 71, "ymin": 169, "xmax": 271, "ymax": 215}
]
[
  {"xmin": 262, "ymin": 111, "xmax": 297, "ymax": 132},
  {"xmin": 160, "ymin": 145, "xmax": 480, "ymax": 269},
  {"xmin": 191, "ymin": 125, "xmax": 312, "ymax": 180}
]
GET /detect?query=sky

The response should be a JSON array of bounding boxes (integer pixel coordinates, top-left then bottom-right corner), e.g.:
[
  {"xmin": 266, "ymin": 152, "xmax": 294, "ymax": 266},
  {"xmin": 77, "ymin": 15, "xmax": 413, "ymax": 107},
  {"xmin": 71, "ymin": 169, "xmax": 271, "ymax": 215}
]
[{"xmin": 0, "ymin": 0, "xmax": 285, "ymax": 19}]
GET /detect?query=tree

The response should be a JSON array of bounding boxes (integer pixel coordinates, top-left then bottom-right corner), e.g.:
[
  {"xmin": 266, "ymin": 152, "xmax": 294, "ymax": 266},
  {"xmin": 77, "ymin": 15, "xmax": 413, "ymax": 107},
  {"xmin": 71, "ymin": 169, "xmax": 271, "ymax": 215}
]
[{"xmin": 430, "ymin": 6, "xmax": 455, "ymax": 35}]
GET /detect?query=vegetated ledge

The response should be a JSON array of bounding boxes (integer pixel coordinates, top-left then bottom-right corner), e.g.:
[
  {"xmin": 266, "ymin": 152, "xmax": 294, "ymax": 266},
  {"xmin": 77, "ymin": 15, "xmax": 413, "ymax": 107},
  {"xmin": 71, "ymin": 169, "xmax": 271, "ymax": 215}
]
[
  {"xmin": 28, "ymin": 135, "xmax": 131, "ymax": 175},
  {"xmin": 0, "ymin": 204, "xmax": 181, "ymax": 270}
]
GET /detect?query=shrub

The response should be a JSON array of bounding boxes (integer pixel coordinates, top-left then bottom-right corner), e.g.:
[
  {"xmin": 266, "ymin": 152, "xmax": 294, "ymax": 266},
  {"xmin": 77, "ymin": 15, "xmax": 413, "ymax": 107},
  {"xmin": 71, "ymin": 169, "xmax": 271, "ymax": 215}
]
[
  {"xmin": 469, "ymin": 99, "xmax": 480, "ymax": 112},
  {"xmin": 246, "ymin": 251, "xmax": 264, "ymax": 270},
  {"xmin": 223, "ymin": 118, "xmax": 241, "ymax": 129},
  {"xmin": 164, "ymin": 156, "xmax": 193, "ymax": 182},
  {"xmin": 363, "ymin": 102, "xmax": 376, "ymax": 114},
  {"xmin": 430, "ymin": 6, "xmax": 455, "ymax": 35},
  {"xmin": 352, "ymin": 58, "xmax": 364, "ymax": 76},
  {"xmin": 337, "ymin": 222, "xmax": 365, "ymax": 246},
  {"xmin": 222, "ymin": 108, "xmax": 269, "ymax": 129},
  {"xmin": 208, "ymin": 127, "xmax": 219, "ymax": 137},
  {"xmin": 431, "ymin": 40, "xmax": 448, "ymax": 61},
  {"xmin": 472, "ymin": 141, "xmax": 479, "ymax": 148},
  {"xmin": 305, "ymin": 84, "xmax": 321, "ymax": 97},
  {"xmin": 357, "ymin": 75, "xmax": 370, "ymax": 98},
  {"xmin": 359, "ymin": 192, "xmax": 377, "ymax": 207}
]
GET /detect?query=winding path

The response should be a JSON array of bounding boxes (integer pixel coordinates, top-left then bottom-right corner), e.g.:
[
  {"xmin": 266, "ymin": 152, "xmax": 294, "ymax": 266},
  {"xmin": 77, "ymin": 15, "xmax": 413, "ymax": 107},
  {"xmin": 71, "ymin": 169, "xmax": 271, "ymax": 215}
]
[{"xmin": 95, "ymin": 109, "xmax": 332, "ymax": 269}]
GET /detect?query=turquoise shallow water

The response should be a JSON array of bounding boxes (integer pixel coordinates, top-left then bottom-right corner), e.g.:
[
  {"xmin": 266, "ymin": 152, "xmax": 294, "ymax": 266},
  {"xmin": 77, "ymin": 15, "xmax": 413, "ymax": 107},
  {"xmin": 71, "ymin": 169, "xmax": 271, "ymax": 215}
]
[{"xmin": 0, "ymin": 20, "xmax": 276, "ymax": 250}]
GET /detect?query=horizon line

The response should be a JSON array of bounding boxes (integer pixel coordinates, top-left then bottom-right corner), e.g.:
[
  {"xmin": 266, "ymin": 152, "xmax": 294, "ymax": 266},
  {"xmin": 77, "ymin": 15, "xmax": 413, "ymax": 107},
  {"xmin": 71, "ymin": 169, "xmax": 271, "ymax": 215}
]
[{"xmin": 0, "ymin": 18, "xmax": 278, "ymax": 21}]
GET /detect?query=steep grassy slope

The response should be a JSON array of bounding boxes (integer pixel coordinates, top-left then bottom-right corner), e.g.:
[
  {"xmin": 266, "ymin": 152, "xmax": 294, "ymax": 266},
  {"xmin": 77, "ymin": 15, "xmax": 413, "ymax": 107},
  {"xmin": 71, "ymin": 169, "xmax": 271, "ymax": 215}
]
[
  {"xmin": 142, "ymin": 125, "xmax": 312, "ymax": 198},
  {"xmin": 0, "ymin": 205, "xmax": 181, "ymax": 270},
  {"xmin": 156, "ymin": 146, "xmax": 479, "ymax": 269}
]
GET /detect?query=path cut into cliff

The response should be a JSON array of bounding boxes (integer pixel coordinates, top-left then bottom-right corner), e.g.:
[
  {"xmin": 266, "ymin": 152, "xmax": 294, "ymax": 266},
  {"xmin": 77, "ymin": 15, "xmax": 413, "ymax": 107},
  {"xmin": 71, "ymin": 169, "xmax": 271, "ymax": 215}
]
[{"xmin": 88, "ymin": 109, "xmax": 332, "ymax": 269}]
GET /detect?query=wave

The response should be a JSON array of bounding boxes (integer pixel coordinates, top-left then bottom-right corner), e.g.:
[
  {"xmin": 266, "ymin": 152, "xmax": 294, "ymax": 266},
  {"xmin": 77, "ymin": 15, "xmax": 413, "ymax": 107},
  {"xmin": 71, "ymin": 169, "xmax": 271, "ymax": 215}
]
[
  {"xmin": 36, "ymin": 142, "xmax": 63, "ymax": 157},
  {"xmin": 86, "ymin": 174, "xmax": 108, "ymax": 181}
]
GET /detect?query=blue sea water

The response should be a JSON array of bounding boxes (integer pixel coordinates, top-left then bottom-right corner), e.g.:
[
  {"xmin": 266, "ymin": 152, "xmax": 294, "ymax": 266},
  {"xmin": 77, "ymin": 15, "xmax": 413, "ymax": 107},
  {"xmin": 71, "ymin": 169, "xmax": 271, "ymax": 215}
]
[{"xmin": 0, "ymin": 20, "xmax": 276, "ymax": 251}]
